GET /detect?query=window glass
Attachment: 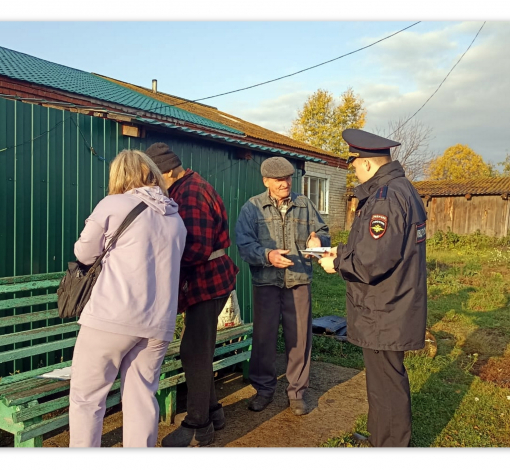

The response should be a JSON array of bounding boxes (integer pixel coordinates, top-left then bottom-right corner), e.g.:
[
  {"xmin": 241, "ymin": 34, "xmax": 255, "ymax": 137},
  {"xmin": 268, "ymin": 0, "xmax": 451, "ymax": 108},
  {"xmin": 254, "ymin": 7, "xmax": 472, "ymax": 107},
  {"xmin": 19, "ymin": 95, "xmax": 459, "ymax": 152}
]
[
  {"xmin": 318, "ymin": 178, "xmax": 325, "ymax": 211},
  {"xmin": 303, "ymin": 175, "xmax": 328, "ymax": 213},
  {"xmin": 310, "ymin": 177, "xmax": 318, "ymax": 208}
]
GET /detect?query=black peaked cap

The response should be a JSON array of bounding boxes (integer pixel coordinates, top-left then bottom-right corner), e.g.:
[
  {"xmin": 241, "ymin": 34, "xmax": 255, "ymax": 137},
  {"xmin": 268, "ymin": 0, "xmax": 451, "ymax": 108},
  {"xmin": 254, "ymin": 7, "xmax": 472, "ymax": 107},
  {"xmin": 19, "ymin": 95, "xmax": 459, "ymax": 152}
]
[{"xmin": 343, "ymin": 129, "xmax": 401, "ymax": 162}]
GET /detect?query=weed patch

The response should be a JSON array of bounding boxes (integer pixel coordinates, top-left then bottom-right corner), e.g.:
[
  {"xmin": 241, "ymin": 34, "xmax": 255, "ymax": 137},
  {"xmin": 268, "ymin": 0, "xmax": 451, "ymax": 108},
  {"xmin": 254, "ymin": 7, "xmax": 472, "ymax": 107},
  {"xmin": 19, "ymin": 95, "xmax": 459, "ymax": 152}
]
[{"xmin": 478, "ymin": 355, "xmax": 510, "ymax": 389}]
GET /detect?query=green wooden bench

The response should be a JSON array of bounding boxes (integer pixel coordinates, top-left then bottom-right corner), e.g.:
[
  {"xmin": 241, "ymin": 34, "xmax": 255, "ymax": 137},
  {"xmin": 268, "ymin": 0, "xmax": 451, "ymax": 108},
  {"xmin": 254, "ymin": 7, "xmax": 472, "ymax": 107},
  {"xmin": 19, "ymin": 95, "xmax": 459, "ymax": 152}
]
[{"xmin": 0, "ymin": 272, "xmax": 252, "ymax": 447}]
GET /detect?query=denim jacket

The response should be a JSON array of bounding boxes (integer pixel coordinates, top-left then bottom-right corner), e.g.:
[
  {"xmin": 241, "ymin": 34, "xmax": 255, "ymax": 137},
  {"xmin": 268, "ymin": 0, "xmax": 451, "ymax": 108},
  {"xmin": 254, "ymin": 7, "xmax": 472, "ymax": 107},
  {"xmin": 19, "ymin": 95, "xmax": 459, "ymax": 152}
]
[{"xmin": 235, "ymin": 191, "xmax": 330, "ymax": 288}]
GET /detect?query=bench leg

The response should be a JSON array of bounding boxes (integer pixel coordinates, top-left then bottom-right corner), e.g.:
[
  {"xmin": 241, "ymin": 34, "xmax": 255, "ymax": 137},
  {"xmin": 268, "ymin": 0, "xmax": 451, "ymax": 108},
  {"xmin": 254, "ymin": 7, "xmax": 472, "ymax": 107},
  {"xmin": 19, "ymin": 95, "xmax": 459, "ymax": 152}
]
[
  {"xmin": 0, "ymin": 401, "xmax": 43, "ymax": 448},
  {"xmin": 242, "ymin": 339, "xmax": 252, "ymax": 382},
  {"xmin": 14, "ymin": 433, "xmax": 43, "ymax": 448},
  {"xmin": 157, "ymin": 386, "xmax": 176, "ymax": 425}
]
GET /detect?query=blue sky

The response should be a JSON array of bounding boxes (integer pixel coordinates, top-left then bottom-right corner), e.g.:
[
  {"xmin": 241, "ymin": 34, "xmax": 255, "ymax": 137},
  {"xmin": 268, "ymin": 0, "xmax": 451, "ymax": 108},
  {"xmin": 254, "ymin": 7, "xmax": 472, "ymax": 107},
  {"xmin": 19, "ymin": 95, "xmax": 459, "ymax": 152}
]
[{"xmin": 1, "ymin": 5, "xmax": 509, "ymax": 166}]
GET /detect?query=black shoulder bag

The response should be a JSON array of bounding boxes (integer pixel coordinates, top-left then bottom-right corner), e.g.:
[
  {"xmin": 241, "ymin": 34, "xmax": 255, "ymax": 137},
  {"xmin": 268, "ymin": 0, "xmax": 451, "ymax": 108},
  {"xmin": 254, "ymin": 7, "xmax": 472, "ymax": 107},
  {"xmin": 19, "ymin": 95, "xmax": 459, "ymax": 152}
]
[{"xmin": 57, "ymin": 201, "xmax": 148, "ymax": 319}]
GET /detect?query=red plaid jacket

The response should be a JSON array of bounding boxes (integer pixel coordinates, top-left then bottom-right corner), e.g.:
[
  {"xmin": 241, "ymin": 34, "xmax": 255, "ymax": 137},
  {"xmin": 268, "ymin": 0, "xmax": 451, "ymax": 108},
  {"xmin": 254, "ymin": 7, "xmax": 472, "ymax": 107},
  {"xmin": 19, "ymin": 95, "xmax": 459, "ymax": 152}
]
[{"xmin": 168, "ymin": 169, "xmax": 238, "ymax": 312}]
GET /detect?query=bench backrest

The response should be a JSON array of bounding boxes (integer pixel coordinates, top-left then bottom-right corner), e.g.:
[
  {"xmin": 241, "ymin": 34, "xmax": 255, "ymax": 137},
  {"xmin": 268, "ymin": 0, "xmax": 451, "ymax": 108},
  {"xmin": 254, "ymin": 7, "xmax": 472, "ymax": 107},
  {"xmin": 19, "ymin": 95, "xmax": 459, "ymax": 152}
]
[{"xmin": 0, "ymin": 272, "xmax": 77, "ymax": 380}]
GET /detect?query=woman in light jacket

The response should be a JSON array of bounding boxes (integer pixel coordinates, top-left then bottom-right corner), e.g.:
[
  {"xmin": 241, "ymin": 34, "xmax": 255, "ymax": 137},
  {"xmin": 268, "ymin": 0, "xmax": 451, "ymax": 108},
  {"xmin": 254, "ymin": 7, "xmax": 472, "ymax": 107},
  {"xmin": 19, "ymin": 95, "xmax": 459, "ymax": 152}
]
[{"xmin": 69, "ymin": 149, "xmax": 186, "ymax": 447}]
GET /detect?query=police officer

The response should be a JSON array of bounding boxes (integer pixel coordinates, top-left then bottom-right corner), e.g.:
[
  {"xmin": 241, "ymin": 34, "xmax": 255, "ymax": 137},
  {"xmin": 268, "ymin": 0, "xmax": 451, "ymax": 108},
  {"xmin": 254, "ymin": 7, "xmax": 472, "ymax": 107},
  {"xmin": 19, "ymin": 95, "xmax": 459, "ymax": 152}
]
[{"xmin": 319, "ymin": 129, "xmax": 427, "ymax": 447}]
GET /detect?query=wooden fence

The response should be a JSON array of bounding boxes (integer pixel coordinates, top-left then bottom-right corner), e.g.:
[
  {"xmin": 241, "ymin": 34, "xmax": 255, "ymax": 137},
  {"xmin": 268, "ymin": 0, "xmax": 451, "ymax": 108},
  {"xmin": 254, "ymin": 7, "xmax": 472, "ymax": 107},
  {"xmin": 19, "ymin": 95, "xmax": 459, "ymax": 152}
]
[{"xmin": 345, "ymin": 194, "xmax": 510, "ymax": 238}]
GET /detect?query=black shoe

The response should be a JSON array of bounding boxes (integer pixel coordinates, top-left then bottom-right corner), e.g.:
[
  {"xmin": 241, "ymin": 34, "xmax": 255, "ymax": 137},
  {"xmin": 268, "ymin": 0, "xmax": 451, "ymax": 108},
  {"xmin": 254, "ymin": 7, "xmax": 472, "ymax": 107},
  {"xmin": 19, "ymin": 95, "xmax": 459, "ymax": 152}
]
[
  {"xmin": 352, "ymin": 432, "xmax": 372, "ymax": 447},
  {"xmin": 161, "ymin": 421, "xmax": 214, "ymax": 447},
  {"xmin": 288, "ymin": 398, "xmax": 308, "ymax": 416},
  {"xmin": 247, "ymin": 394, "xmax": 274, "ymax": 412},
  {"xmin": 209, "ymin": 404, "xmax": 225, "ymax": 430}
]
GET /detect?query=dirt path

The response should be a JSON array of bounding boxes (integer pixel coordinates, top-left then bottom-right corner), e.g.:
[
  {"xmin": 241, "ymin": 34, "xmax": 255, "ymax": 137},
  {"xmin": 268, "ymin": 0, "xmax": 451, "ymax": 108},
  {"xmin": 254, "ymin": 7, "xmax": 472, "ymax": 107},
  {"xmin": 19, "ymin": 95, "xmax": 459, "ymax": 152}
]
[{"xmin": 2, "ymin": 355, "xmax": 368, "ymax": 448}]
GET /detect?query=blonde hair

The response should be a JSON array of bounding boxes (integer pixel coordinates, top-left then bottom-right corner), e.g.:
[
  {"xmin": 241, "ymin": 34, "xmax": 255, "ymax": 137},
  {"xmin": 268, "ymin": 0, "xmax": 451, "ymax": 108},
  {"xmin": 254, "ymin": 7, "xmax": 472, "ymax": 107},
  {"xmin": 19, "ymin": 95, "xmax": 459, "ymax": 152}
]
[{"xmin": 108, "ymin": 149, "xmax": 168, "ymax": 196}]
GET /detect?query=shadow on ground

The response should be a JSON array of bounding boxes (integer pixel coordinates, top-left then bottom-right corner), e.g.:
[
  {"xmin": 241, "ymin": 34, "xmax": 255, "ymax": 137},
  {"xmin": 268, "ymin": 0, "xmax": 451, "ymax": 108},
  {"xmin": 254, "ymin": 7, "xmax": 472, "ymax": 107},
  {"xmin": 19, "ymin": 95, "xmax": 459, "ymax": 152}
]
[{"xmin": 30, "ymin": 354, "xmax": 366, "ymax": 448}]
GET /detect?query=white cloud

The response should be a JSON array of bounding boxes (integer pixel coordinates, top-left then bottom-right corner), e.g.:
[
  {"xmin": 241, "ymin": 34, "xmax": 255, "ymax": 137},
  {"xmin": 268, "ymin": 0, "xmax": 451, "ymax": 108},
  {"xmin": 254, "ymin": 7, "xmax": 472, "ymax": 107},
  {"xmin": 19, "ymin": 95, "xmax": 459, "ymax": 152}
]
[
  {"xmin": 228, "ymin": 90, "xmax": 312, "ymax": 134},
  {"xmin": 230, "ymin": 21, "xmax": 510, "ymax": 164},
  {"xmin": 361, "ymin": 21, "xmax": 510, "ymax": 162}
]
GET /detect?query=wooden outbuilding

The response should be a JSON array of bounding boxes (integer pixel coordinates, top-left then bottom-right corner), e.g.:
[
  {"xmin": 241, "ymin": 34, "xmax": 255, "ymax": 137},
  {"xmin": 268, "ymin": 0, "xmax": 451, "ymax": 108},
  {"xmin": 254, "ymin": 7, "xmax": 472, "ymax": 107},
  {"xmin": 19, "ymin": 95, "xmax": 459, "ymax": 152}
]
[{"xmin": 345, "ymin": 177, "xmax": 510, "ymax": 238}]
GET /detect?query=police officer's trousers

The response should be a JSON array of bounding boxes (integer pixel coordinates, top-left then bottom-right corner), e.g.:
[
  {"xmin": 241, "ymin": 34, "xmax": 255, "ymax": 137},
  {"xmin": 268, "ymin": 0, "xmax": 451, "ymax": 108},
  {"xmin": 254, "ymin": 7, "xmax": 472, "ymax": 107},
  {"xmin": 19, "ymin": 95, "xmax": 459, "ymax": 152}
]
[
  {"xmin": 250, "ymin": 284, "xmax": 312, "ymax": 399},
  {"xmin": 362, "ymin": 348, "xmax": 412, "ymax": 447}
]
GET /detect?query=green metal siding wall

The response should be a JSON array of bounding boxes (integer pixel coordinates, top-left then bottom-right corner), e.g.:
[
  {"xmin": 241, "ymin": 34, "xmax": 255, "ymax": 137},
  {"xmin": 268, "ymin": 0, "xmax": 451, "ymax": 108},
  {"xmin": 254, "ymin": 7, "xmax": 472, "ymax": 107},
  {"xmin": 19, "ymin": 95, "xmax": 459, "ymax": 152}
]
[
  {"xmin": 0, "ymin": 97, "xmax": 302, "ymax": 376},
  {"xmin": 0, "ymin": 99, "xmax": 146, "ymax": 377}
]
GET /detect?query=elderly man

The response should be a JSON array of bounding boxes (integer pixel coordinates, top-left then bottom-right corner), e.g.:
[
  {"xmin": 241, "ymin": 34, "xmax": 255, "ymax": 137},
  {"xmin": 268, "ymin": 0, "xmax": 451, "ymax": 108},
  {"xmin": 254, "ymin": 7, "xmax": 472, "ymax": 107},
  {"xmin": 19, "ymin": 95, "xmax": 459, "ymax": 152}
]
[
  {"xmin": 236, "ymin": 157, "xmax": 330, "ymax": 415},
  {"xmin": 319, "ymin": 129, "xmax": 428, "ymax": 447},
  {"xmin": 145, "ymin": 143, "xmax": 238, "ymax": 447}
]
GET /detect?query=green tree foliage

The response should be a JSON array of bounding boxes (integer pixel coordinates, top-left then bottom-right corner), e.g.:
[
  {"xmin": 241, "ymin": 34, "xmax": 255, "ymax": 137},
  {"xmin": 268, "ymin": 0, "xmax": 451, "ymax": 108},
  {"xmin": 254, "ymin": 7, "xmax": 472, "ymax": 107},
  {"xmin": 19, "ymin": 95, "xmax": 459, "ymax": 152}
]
[
  {"xmin": 490, "ymin": 153, "xmax": 510, "ymax": 177},
  {"xmin": 288, "ymin": 88, "xmax": 366, "ymax": 187},
  {"xmin": 491, "ymin": 153, "xmax": 510, "ymax": 177},
  {"xmin": 499, "ymin": 153, "xmax": 510, "ymax": 176},
  {"xmin": 425, "ymin": 144, "xmax": 492, "ymax": 180}
]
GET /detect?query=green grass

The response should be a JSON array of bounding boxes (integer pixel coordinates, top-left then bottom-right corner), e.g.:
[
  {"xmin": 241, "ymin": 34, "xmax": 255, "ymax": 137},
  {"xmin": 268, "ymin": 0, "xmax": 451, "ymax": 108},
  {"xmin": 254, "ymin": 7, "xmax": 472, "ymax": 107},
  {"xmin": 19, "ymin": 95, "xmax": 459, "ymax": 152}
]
[{"xmin": 318, "ymin": 231, "xmax": 510, "ymax": 447}]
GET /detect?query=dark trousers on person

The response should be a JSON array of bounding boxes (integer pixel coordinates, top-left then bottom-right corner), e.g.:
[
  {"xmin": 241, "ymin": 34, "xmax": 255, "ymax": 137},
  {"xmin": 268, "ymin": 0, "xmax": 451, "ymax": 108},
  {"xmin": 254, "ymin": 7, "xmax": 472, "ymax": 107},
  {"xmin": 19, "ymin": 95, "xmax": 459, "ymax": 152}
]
[
  {"xmin": 362, "ymin": 348, "xmax": 412, "ymax": 447},
  {"xmin": 250, "ymin": 284, "xmax": 312, "ymax": 400},
  {"xmin": 180, "ymin": 296, "xmax": 229, "ymax": 427}
]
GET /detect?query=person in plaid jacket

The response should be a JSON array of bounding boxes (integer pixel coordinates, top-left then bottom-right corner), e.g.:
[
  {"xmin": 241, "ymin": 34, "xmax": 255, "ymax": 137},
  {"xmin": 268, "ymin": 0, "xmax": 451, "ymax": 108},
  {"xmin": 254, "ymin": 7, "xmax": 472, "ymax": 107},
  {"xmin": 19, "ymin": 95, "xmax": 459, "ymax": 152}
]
[{"xmin": 145, "ymin": 143, "xmax": 238, "ymax": 447}]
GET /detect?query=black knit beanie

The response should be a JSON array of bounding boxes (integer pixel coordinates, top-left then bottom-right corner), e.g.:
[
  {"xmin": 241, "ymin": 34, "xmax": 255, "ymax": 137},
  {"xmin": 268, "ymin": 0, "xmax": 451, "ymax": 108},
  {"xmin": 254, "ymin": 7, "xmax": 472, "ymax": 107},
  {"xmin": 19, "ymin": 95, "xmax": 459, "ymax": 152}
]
[{"xmin": 144, "ymin": 143, "xmax": 182, "ymax": 174}]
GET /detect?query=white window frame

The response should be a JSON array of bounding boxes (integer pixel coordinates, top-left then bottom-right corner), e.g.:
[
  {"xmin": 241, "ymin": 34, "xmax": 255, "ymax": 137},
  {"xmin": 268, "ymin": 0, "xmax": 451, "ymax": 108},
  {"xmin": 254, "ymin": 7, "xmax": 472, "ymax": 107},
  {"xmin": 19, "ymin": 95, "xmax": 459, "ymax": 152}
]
[{"xmin": 302, "ymin": 171, "xmax": 330, "ymax": 215}]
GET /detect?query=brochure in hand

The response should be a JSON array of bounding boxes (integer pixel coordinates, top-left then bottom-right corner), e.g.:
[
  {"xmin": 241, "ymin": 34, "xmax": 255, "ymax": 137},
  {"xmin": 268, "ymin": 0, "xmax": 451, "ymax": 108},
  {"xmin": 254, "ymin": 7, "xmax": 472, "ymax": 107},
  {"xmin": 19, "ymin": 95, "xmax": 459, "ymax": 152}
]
[{"xmin": 299, "ymin": 247, "xmax": 332, "ymax": 259}]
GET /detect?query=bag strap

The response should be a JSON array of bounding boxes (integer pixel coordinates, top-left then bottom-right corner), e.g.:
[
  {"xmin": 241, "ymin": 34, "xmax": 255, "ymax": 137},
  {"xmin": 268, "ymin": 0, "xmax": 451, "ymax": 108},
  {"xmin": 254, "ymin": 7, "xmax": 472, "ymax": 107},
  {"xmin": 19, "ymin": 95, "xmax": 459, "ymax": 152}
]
[{"xmin": 90, "ymin": 201, "xmax": 148, "ymax": 270}]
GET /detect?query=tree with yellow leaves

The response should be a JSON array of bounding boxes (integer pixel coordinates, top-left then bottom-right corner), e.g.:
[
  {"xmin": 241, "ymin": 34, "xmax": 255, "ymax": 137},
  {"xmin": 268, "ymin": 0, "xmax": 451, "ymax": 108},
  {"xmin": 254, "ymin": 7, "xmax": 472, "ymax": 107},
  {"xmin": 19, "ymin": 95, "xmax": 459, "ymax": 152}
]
[
  {"xmin": 425, "ymin": 144, "xmax": 491, "ymax": 180},
  {"xmin": 288, "ymin": 88, "xmax": 366, "ymax": 187},
  {"xmin": 289, "ymin": 87, "xmax": 366, "ymax": 155}
]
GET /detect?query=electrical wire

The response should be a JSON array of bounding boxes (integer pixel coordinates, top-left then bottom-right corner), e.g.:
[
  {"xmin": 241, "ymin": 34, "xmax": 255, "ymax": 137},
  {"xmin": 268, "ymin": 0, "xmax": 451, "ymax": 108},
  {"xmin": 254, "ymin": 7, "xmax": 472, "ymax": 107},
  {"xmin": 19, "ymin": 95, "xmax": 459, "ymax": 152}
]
[
  {"xmin": 206, "ymin": 158, "xmax": 240, "ymax": 180},
  {"xmin": 0, "ymin": 113, "xmax": 104, "ymax": 163},
  {"xmin": 387, "ymin": 21, "xmax": 486, "ymax": 138},
  {"xmin": 0, "ymin": 117, "xmax": 70, "ymax": 154},
  {"xmin": 70, "ymin": 115, "xmax": 106, "ymax": 161},
  {"xmin": 144, "ymin": 21, "xmax": 422, "ymax": 115}
]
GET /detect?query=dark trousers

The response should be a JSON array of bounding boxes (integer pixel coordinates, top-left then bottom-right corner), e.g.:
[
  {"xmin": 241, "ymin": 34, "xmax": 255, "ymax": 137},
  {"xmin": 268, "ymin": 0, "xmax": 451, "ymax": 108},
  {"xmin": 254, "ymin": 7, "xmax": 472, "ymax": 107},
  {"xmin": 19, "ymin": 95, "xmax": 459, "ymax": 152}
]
[
  {"xmin": 362, "ymin": 348, "xmax": 412, "ymax": 447},
  {"xmin": 180, "ymin": 296, "xmax": 229, "ymax": 427},
  {"xmin": 250, "ymin": 284, "xmax": 312, "ymax": 400}
]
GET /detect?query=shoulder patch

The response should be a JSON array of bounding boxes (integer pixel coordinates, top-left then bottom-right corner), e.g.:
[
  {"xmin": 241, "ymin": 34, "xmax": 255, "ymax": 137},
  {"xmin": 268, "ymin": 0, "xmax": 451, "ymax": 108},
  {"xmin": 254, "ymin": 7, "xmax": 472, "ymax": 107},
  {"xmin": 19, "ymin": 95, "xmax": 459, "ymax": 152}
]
[
  {"xmin": 369, "ymin": 214, "xmax": 388, "ymax": 239},
  {"xmin": 416, "ymin": 222, "xmax": 426, "ymax": 243},
  {"xmin": 375, "ymin": 186, "xmax": 388, "ymax": 200}
]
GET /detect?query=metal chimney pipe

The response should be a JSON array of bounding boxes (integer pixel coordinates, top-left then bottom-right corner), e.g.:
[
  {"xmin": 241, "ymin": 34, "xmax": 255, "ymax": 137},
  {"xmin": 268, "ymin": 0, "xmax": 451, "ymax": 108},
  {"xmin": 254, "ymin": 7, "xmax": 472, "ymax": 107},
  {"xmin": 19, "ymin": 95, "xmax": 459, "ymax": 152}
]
[{"xmin": 152, "ymin": 79, "xmax": 157, "ymax": 93}]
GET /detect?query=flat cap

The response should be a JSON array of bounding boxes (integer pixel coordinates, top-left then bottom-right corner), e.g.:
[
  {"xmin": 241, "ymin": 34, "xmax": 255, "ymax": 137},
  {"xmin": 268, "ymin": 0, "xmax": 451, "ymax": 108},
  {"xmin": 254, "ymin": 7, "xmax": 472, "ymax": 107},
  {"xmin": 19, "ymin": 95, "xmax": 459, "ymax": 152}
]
[
  {"xmin": 343, "ymin": 129, "xmax": 401, "ymax": 164},
  {"xmin": 144, "ymin": 142, "xmax": 182, "ymax": 173},
  {"xmin": 261, "ymin": 157, "xmax": 295, "ymax": 179}
]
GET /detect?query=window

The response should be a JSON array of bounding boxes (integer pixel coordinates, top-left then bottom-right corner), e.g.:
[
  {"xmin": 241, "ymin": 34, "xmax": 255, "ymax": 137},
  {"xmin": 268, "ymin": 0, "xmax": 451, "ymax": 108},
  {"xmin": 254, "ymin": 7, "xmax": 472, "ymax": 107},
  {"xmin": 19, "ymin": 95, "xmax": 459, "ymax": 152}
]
[{"xmin": 303, "ymin": 174, "xmax": 329, "ymax": 213}]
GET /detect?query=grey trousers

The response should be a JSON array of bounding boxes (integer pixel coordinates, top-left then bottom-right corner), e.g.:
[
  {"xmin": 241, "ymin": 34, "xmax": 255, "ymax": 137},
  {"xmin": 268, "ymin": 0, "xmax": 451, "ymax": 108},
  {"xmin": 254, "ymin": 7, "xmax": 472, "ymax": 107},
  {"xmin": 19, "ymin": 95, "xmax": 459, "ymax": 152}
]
[
  {"xmin": 250, "ymin": 284, "xmax": 312, "ymax": 400},
  {"xmin": 362, "ymin": 348, "xmax": 412, "ymax": 447}
]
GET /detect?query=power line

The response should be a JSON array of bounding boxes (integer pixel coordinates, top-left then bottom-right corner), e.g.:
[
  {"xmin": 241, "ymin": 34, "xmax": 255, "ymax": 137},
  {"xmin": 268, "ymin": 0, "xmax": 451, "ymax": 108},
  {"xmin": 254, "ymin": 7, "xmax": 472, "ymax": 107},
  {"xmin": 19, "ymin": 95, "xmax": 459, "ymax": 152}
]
[
  {"xmin": 387, "ymin": 21, "xmax": 486, "ymax": 138},
  {"xmin": 144, "ymin": 21, "xmax": 422, "ymax": 115}
]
